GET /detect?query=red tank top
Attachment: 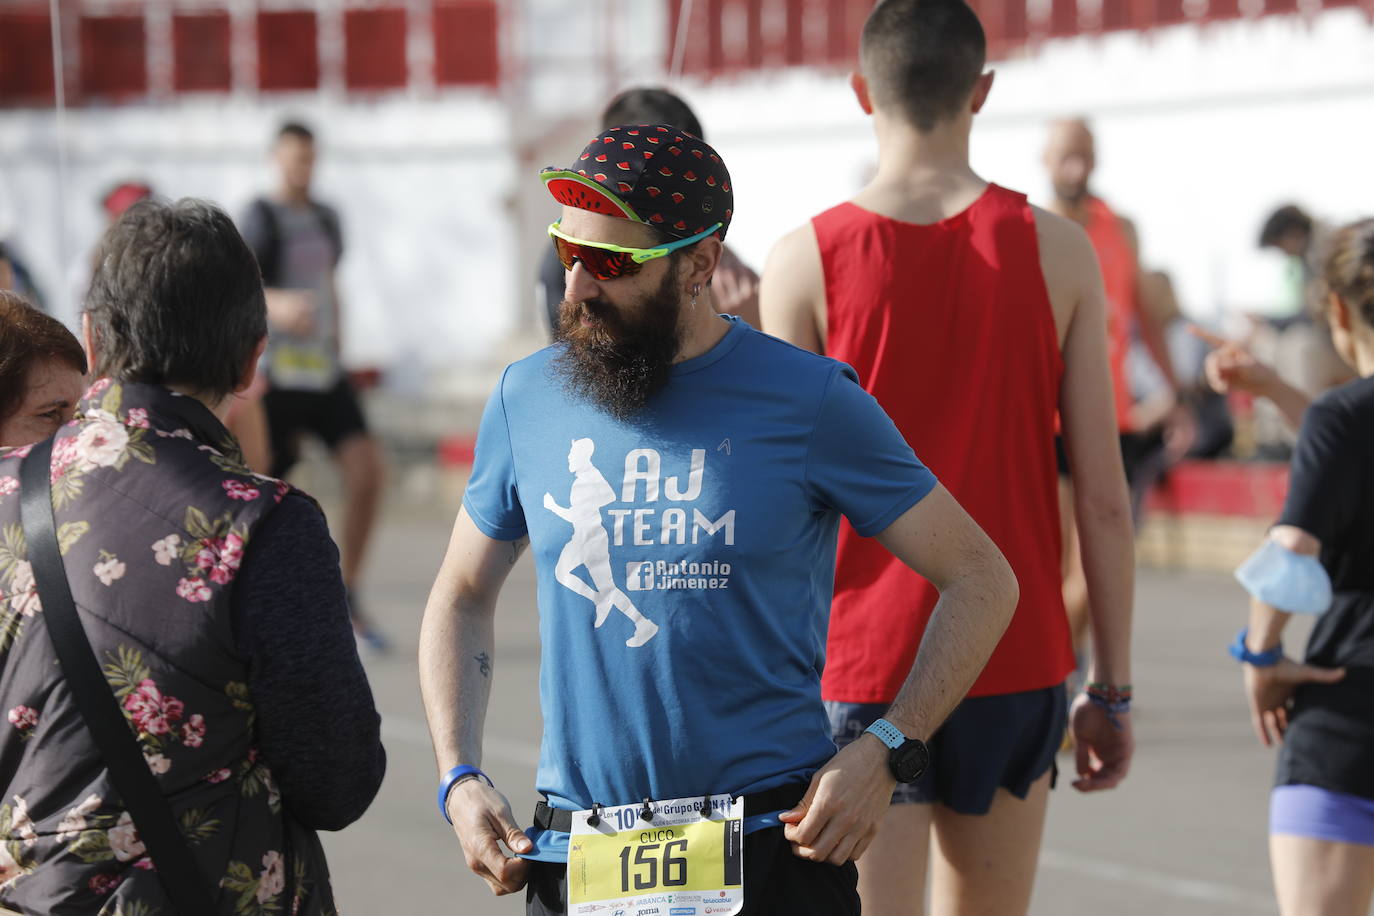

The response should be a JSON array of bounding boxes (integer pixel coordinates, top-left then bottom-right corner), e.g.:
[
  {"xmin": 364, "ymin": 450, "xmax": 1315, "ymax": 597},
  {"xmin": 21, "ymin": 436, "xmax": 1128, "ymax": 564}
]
[
  {"xmin": 1082, "ymin": 196, "xmax": 1138, "ymax": 432},
  {"xmin": 816, "ymin": 185, "xmax": 1075, "ymax": 701}
]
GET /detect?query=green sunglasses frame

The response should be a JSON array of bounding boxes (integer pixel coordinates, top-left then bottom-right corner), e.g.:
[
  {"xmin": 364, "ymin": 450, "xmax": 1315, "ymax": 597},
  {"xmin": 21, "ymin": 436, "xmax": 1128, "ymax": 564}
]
[{"xmin": 548, "ymin": 220, "xmax": 724, "ymax": 266}]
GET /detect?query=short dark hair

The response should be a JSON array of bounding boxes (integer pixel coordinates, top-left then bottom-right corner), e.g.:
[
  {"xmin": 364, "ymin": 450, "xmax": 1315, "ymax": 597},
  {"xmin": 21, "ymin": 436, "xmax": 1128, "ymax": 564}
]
[
  {"xmin": 0, "ymin": 290, "xmax": 87, "ymax": 424},
  {"xmin": 861, "ymin": 0, "xmax": 987, "ymax": 132},
  {"xmin": 85, "ymin": 198, "xmax": 266, "ymax": 401},
  {"xmin": 277, "ymin": 120, "xmax": 315, "ymax": 144},
  {"xmin": 1258, "ymin": 205, "xmax": 1313, "ymax": 249},
  {"xmin": 602, "ymin": 88, "xmax": 705, "ymax": 140}
]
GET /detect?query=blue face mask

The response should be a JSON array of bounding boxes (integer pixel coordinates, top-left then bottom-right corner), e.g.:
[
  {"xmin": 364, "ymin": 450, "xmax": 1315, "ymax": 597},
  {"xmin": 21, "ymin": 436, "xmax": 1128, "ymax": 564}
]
[{"xmin": 1236, "ymin": 537, "xmax": 1333, "ymax": 616}]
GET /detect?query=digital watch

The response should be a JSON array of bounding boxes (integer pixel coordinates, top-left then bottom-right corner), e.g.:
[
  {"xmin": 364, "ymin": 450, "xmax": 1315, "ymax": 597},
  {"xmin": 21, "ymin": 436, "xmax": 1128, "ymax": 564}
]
[{"xmin": 864, "ymin": 717, "xmax": 930, "ymax": 784}]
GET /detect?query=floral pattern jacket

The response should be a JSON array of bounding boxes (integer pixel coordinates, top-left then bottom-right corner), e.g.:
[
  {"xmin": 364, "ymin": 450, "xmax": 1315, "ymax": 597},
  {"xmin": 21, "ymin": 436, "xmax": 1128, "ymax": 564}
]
[{"xmin": 0, "ymin": 382, "xmax": 337, "ymax": 915}]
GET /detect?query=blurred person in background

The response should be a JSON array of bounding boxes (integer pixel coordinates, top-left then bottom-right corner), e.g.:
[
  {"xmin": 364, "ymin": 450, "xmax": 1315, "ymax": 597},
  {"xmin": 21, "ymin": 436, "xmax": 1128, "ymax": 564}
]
[
  {"xmin": 1244, "ymin": 204, "xmax": 1352, "ymax": 458},
  {"xmin": 0, "ymin": 241, "xmax": 47, "ymax": 313},
  {"xmin": 240, "ymin": 121, "xmax": 387, "ymax": 649},
  {"xmin": 761, "ymin": 1, "xmax": 1134, "ymax": 913},
  {"xmin": 0, "ymin": 290, "xmax": 86, "ymax": 447},
  {"xmin": 1223, "ymin": 219, "xmax": 1374, "ymax": 916},
  {"xmin": 101, "ymin": 181, "xmax": 153, "ymax": 225},
  {"xmin": 1043, "ymin": 118, "xmax": 1191, "ymax": 663},
  {"xmin": 1127, "ymin": 271, "xmax": 1233, "ymax": 461},
  {"xmin": 0, "ymin": 198, "xmax": 384, "ymax": 914},
  {"xmin": 536, "ymin": 87, "xmax": 761, "ymax": 337}
]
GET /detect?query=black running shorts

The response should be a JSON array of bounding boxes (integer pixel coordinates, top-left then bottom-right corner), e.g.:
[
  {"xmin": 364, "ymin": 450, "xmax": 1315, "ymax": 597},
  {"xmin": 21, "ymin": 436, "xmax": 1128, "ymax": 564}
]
[
  {"xmin": 826, "ymin": 683, "xmax": 1066, "ymax": 815},
  {"xmin": 262, "ymin": 377, "xmax": 369, "ymax": 478}
]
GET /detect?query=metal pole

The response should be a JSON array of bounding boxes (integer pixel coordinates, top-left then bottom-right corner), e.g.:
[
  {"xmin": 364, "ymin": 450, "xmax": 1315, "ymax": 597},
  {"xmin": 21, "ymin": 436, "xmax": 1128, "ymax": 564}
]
[
  {"xmin": 47, "ymin": 0, "xmax": 71, "ymax": 322},
  {"xmin": 670, "ymin": 0, "xmax": 696, "ymax": 80}
]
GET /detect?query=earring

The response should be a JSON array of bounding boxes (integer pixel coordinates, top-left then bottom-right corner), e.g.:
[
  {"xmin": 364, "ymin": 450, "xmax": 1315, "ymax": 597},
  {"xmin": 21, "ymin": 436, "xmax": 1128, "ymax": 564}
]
[{"xmin": 690, "ymin": 284, "xmax": 701, "ymax": 309}]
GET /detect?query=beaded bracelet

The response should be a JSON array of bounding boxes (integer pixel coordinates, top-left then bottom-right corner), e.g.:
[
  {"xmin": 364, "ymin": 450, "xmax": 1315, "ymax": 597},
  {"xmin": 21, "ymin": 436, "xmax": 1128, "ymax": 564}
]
[
  {"xmin": 1084, "ymin": 683, "xmax": 1132, "ymax": 730},
  {"xmin": 1085, "ymin": 682, "xmax": 1132, "ymax": 703}
]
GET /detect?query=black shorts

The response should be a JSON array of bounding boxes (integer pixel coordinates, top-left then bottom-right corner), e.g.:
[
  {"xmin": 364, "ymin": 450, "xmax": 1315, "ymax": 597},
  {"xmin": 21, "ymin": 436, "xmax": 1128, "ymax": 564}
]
[
  {"xmin": 524, "ymin": 827, "xmax": 859, "ymax": 916},
  {"xmin": 263, "ymin": 377, "xmax": 369, "ymax": 478},
  {"xmin": 1055, "ymin": 431, "xmax": 1164, "ymax": 486},
  {"xmin": 826, "ymin": 684, "xmax": 1066, "ymax": 815}
]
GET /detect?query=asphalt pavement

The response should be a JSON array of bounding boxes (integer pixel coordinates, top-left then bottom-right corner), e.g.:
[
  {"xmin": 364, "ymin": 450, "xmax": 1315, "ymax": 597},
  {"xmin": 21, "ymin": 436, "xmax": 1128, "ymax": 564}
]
[{"xmin": 319, "ymin": 503, "xmax": 1308, "ymax": 916}]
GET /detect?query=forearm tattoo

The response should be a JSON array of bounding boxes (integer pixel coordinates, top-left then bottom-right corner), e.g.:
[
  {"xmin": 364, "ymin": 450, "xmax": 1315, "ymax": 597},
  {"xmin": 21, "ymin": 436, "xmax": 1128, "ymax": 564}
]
[{"xmin": 474, "ymin": 651, "xmax": 492, "ymax": 678}]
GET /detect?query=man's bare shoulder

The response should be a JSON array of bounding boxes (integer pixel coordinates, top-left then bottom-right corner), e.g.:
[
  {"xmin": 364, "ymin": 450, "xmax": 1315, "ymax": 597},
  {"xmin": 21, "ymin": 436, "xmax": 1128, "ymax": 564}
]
[
  {"xmin": 1030, "ymin": 205, "xmax": 1101, "ymax": 338},
  {"xmin": 761, "ymin": 222, "xmax": 825, "ymax": 305},
  {"xmin": 765, "ymin": 221, "xmax": 822, "ymax": 271},
  {"xmin": 760, "ymin": 221, "xmax": 827, "ymax": 348},
  {"xmin": 1032, "ymin": 206, "xmax": 1098, "ymax": 281}
]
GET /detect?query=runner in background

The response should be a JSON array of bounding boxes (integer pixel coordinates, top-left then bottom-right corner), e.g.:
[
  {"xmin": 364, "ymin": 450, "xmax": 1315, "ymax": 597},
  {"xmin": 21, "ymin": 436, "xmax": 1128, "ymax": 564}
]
[
  {"xmin": 759, "ymin": 2, "xmax": 1134, "ymax": 913},
  {"xmin": 240, "ymin": 122, "xmax": 387, "ymax": 649},
  {"xmin": 421, "ymin": 125, "xmax": 1020, "ymax": 913},
  {"xmin": 1246, "ymin": 205, "xmax": 1353, "ymax": 457},
  {"xmin": 1042, "ymin": 118, "xmax": 1191, "ymax": 657},
  {"xmin": 536, "ymin": 87, "xmax": 760, "ymax": 337}
]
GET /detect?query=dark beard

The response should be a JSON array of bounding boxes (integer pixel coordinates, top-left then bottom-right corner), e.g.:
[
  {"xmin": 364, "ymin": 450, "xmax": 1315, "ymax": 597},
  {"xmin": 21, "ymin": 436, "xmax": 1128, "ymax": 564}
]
[
  {"xmin": 552, "ymin": 263, "xmax": 683, "ymax": 420},
  {"xmin": 1054, "ymin": 182, "xmax": 1089, "ymax": 205}
]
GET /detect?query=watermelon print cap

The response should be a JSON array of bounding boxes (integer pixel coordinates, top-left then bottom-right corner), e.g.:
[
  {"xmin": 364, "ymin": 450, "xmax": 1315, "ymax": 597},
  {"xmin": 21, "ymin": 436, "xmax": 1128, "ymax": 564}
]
[{"xmin": 541, "ymin": 124, "xmax": 734, "ymax": 242}]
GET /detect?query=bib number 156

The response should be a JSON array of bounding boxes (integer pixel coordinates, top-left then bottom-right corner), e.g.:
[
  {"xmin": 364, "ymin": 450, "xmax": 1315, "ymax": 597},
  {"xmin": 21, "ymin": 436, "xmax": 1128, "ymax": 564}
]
[{"xmin": 619, "ymin": 838, "xmax": 688, "ymax": 891}]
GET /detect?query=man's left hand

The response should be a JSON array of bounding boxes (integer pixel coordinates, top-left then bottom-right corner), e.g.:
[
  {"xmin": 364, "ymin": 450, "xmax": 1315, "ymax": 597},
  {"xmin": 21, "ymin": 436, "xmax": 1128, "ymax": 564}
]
[
  {"xmin": 779, "ymin": 734, "xmax": 894, "ymax": 865},
  {"xmin": 1069, "ymin": 693, "xmax": 1133, "ymax": 792}
]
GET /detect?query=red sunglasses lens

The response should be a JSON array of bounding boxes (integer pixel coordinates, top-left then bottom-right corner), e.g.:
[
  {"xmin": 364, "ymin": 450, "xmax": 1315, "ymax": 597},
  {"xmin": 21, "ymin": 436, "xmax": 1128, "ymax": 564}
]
[{"xmin": 552, "ymin": 236, "xmax": 642, "ymax": 281}]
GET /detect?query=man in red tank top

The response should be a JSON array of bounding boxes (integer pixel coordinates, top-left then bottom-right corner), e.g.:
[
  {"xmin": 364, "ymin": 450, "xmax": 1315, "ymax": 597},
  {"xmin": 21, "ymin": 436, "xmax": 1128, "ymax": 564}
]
[
  {"xmin": 760, "ymin": 2, "xmax": 1136, "ymax": 913},
  {"xmin": 1042, "ymin": 119, "xmax": 1190, "ymax": 662}
]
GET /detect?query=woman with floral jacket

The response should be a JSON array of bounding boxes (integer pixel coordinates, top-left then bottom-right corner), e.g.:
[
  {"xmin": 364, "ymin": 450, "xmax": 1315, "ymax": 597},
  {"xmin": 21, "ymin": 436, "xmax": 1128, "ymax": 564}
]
[{"xmin": 0, "ymin": 199, "xmax": 385, "ymax": 915}]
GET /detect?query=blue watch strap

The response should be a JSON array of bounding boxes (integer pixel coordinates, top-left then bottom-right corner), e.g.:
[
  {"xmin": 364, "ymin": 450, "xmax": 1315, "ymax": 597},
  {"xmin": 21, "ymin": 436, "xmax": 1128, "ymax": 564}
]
[
  {"xmin": 438, "ymin": 765, "xmax": 494, "ymax": 825},
  {"xmin": 864, "ymin": 717, "xmax": 906, "ymax": 750},
  {"xmin": 1228, "ymin": 627, "xmax": 1283, "ymax": 667}
]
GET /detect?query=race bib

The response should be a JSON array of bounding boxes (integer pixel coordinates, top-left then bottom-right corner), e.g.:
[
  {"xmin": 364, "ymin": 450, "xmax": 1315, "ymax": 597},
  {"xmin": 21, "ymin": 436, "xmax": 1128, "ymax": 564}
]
[
  {"xmin": 567, "ymin": 794, "xmax": 743, "ymax": 916},
  {"xmin": 269, "ymin": 342, "xmax": 335, "ymax": 390}
]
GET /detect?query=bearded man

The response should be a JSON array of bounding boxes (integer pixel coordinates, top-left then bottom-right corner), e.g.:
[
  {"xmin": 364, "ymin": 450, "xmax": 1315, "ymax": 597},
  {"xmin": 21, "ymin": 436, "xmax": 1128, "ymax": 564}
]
[{"xmin": 418, "ymin": 126, "xmax": 1021, "ymax": 915}]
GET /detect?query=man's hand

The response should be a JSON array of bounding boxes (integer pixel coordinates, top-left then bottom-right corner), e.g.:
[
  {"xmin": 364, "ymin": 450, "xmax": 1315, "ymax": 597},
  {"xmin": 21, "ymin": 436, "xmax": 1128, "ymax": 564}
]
[
  {"xmin": 1163, "ymin": 401, "xmax": 1198, "ymax": 463},
  {"xmin": 446, "ymin": 778, "xmax": 533, "ymax": 895},
  {"xmin": 266, "ymin": 289, "xmax": 317, "ymax": 336},
  {"xmin": 1069, "ymin": 694, "xmax": 1133, "ymax": 792},
  {"xmin": 1244, "ymin": 657, "xmax": 1345, "ymax": 747},
  {"xmin": 779, "ymin": 735, "xmax": 894, "ymax": 866}
]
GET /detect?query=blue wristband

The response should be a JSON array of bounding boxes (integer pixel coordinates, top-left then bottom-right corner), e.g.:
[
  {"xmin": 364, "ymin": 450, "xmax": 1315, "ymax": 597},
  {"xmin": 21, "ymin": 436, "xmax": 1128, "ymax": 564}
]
[
  {"xmin": 1228, "ymin": 627, "xmax": 1283, "ymax": 667},
  {"xmin": 438, "ymin": 765, "xmax": 494, "ymax": 825}
]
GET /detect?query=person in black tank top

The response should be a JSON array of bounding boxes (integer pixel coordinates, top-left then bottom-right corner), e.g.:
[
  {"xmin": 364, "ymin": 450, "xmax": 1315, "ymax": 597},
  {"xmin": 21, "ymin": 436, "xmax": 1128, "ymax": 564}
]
[{"xmin": 1223, "ymin": 219, "xmax": 1374, "ymax": 916}]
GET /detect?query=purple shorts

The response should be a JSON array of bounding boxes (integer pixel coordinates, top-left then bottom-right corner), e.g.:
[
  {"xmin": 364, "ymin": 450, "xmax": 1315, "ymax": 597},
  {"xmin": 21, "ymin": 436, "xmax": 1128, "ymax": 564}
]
[{"xmin": 1271, "ymin": 785, "xmax": 1374, "ymax": 846}]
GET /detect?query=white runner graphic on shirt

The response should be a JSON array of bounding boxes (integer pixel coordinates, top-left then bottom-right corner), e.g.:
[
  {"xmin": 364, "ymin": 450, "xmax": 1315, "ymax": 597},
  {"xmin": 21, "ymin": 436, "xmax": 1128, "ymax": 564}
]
[{"xmin": 544, "ymin": 438, "xmax": 659, "ymax": 647}]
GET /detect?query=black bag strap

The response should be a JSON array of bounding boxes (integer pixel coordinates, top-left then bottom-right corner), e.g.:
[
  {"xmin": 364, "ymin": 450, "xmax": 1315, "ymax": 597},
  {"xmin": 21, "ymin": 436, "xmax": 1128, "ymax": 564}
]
[
  {"xmin": 250, "ymin": 197, "xmax": 283, "ymax": 287},
  {"xmin": 20, "ymin": 438, "xmax": 219, "ymax": 915}
]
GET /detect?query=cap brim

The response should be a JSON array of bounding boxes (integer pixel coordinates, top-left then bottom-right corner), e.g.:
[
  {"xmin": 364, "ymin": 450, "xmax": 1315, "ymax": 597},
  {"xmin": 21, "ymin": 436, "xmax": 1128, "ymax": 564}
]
[{"xmin": 541, "ymin": 169, "xmax": 642, "ymax": 222}]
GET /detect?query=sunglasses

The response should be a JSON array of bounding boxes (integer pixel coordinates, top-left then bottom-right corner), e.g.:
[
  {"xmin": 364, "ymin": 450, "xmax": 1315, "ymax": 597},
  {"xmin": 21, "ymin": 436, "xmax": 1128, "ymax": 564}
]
[{"xmin": 548, "ymin": 221, "xmax": 723, "ymax": 281}]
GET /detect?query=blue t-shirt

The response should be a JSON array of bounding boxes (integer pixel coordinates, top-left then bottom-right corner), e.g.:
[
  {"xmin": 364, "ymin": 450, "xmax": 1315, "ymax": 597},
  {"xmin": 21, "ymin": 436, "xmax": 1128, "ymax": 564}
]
[{"xmin": 462, "ymin": 318, "xmax": 937, "ymax": 861}]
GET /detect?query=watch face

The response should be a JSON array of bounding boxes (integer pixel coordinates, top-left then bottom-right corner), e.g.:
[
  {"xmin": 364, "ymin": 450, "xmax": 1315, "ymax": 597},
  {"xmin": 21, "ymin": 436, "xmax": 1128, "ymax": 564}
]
[{"xmin": 891, "ymin": 740, "xmax": 930, "ymax": 784}]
